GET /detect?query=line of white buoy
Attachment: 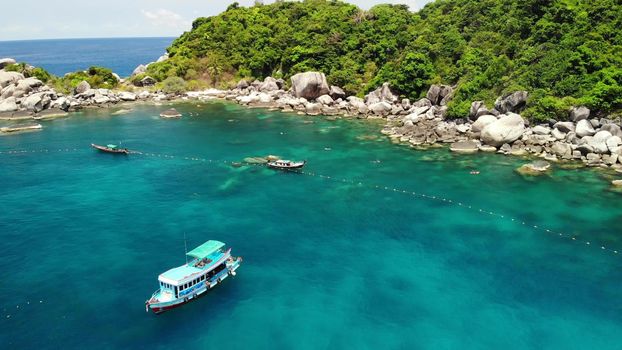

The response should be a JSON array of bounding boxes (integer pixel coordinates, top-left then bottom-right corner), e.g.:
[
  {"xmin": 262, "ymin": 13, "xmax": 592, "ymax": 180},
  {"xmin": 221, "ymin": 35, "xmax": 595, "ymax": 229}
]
[{"xmin": 1, "ymin": 147, "xmax": 619, "ymax": 257}]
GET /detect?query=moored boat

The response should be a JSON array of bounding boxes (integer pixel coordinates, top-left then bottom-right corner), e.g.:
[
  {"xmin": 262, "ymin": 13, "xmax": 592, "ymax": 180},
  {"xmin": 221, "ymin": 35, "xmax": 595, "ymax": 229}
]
[
  {"xmin": 146, "ymin": 240, "xmax": 242, "ymax": 314},
  {"xmin": 91, "ymin": 143, "xmax": 129, "ymax": 154},
  {"xmin": 266, "ymin": 159, "xmax": 306, "ymax": 170}
]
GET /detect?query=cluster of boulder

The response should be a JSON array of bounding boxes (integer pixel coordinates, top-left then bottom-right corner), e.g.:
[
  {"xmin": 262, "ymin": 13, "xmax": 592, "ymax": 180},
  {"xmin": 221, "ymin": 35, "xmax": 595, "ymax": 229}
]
[{"xmin": 0, "ymin": 58, "xmax": 172, "ymax": 121}]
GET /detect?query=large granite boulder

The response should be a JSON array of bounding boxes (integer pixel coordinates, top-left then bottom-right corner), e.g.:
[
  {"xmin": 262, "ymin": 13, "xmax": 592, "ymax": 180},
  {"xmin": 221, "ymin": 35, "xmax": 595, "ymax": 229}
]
[
  {"xmin": 471, "ymin": 114, "xmax": 497, "ymax": 133},
  {"xmin": 601, "ymin": 123, "xmax": 622, "ymax": 138},
  {"xmin": 426, "ymin": 84, "xmax": 453, "ymax": 106},
  {"xmin": 366, "ymin": 82, "xmax": 398, "ymax": 104},
  {"xmin": 1, "ymin": 84, "xmax": 15, "ymax": 99},
  {"xmin": 569, "ymin": 106, "xmax": 590, "ymax": 122},
  {"xmin": 260, "ymin": 77, "xmax": 279, "ymax": 92},
  {"xmin": 236, "ymin": 79, "xmax": 249, "ymax": 89},
  {"xmin": 0, "ymin": 58, "xmax": 17, "ymax": 69},
  {"xmin": 516, "ymin": 160, "xmax": 551, "ymax": 176},
  {"xmin": 74, "ymin": 80, "xmax": 91, "ymax": 94},
  {"xmin": 118, "ymin": 92, "xmax": 137, "ymax": 101},
  {"xmin": 575, "ymin": 119, "xmax": 596, "ymax": 137},
  {"xmin": 316, "ymin": 94, "xmax": 334, "ymax": 105},
  {"xmin": 480, "ymin": 113, "xmax": 526, "ymax": 146},
  {"xmin": 132, "ymin": 64, "xmax": 147, "ymax": 76},
  {"xmin": 553, "ymin": 121, "xmax": 575, "ymax": 133},
  {"xmin": 494, "ymin": 91, "xmax": 528, "ymax": 114},
  {"xmin": 290, "ymin": 72, "xmax": 329, "ymax": 100},
  {"xmin": 22, "ymin": 92, "xmax": 51, "ymax": 112},
  {"xmin": 368, "ymin": 101, "xmax": 392, "ymax": 116},
  {"xmin": 329, "ymin": 85, "xmax": 346, "ymax": 100},
  {"xmin": 0, "ymin": 71, "xmax": 24, "ymax": 88},
  {"xmin": 469, "ymin": 101, "xmax": 484, "ymax": 119},
  {"xmin": 0, "ymin": 96, "xmax": 18, "ymax": 112},
  {"xmin": 14, "ymin": 77, "xmax": 43, "ymax": 98}
]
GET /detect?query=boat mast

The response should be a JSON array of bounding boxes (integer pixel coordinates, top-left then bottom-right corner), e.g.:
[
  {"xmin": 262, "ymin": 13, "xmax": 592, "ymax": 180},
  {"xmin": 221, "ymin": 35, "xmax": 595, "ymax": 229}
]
[{"xmin": 184, "ymin": 232, "xmax": 188, "ymax": 264}]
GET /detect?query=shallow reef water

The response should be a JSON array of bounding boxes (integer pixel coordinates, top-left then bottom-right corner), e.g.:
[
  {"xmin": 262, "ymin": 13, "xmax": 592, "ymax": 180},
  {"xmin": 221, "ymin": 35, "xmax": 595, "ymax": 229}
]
[{"xmin": 1, "ymin": 101, "xmax": 622, "ymax": 349}]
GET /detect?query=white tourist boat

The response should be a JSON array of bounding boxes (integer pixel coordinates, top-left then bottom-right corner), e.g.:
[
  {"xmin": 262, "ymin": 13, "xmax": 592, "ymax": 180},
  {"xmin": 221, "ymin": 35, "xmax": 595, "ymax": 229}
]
[{"xmin": 145, "ymin": 240, "xmax": 242, "ymax": 314}]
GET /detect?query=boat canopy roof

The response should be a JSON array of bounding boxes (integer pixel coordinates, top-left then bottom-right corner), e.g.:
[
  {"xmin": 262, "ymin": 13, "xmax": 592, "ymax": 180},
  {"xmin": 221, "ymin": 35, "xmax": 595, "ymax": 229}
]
[
  {"xmin": 187, "ymin": 240, "xmax": 225, "ymax": 260},
  {"xmin": 107, "ymin": 144, "xmax": 117, "ymax": 148}
]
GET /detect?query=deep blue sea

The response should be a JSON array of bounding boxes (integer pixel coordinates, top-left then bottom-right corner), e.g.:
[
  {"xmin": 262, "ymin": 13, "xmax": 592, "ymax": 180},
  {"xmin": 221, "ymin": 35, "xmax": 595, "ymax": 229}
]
[
  {"xmin": 1, "ymin": 102, "xmax": 622, "ymax": 349},
  {"xmin": 0, "ymin": 37, "xmax": 174, "ymax": 77}
]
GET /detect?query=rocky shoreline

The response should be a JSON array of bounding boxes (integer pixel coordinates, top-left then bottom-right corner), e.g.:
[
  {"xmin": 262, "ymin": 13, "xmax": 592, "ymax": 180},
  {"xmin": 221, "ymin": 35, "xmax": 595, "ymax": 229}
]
[{"xmin": 2, "ymin": 60, "xmax": 622, "ymax": 175}]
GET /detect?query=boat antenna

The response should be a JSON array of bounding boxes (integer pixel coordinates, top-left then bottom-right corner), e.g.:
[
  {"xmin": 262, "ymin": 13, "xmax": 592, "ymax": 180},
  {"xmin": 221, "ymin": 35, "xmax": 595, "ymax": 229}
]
[{"xmin": 184, "ymin": 232, "xmax": 188, "ymax": 264}]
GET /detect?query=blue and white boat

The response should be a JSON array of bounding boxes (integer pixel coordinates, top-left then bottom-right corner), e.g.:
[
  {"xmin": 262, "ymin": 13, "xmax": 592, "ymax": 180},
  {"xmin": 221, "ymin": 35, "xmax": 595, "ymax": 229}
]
[{"xmin": 146, "ymin": 240, "xmax": 242, "ymax": 314}]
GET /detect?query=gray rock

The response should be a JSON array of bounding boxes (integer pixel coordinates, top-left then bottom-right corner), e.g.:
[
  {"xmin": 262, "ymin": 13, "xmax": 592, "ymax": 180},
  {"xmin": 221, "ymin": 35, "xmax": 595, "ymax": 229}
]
[
  {"xmin": 260, "ymin": 77, "xmax": 279, "ymax": 92},
  {"xmin": 22, "ymin": 92, "xmax": 51, "ymax": 112},
  {"xmin": 0, "ymin": 96, "xmax": 18, "ymax": 112},
  {"xmin": 132, "ymin": 64, "xmax": 147, "ymax": 76},
  {"xmin": 305, "ymin": 102, "xmax": 322, "ymax": 115},
  {"xmin": 236, "ymin": 79, "xmax": 249, "ymax": 89},
  {"xmin": 569, "ymin": 106, "xmax": 590, "ymax": 122},
  {"xmin": 316, "ymin": 94, "xmax": 334, "ymax": 105},
  {"xmin": 606, "ymin": 136, "xmax": 622, "ymax": 151},
  {"xmin": 75, "ymin": 81, "xmax": 91, "ymax": 94},
  {"xmin": 586, "ymin": 153, "xmax": 601, "ymax": 164},
  {"xmin": 517, "ymin": 160, "xmax": 551, "ymax": 175},
  {"xmin": 601, "ymin": 123, "xmax": 622, "ymax": 138},
  {"xmin": 368, "ymin": 101, "xmax": 392, "ymax": 116},
  {"xmin": 494, "ymin": 91, "xmax": 528, "ymax": 113},
  {"xmin": 450, "ymin": 141, "xmax": 479, "ymax": 154},
  {"xmin": 291, "ymin": 72, "xmax": 330, "ymax": 100},
  {"xmin": 366, "ymin": 82, "xmax": 398, "ymax": 104},
  {"xmin": 118, "ymin": 92, "xmax": 137, "ymax": 101},
  {"xmin": 140, "ymin": 76, "xmax": 156, "ymax": 86},
  {"xmin": 471, "ymin": 114, "xmax": 497, "ymax": 133},
  {"xmin": 576, "ymin": 119, "xmax": 596, "ymax": 137},
  {"xmin": 50, "ymin": 96, "xmax": 70, "ymax": 110},
  {"xmin": 412, "ymin": 98, "xmax": 432, "ymax": 109},
  {"xmin": 0, "ymin": 71, "xmax": 24, "ymax": 88},
  {"xmin": 553, "ymin": 121, "xmax": 575, "ymax": 133},
  {"xmin": 469, "ymin": 101, "xmax": 484, "ymax": 120},
  {"xmin": 480, "ymin": 113, "xmax": 526, "ymax": 147},
  {"xmin": 156, "ymin": 54, "xmax": 169, "ymax": 63},
  {"xmin": 1, "ymin": 84, "xmax": 15, "ymax": 99},
  {"xmin": 329, "ymin": 86, "xmax": 346, "ymax": 100},
  {"xmin": 551, "ymin": 142, "xmax": 572, "ymax": 158},
  {"xmin": 426, "ymin": 84, "xmax": 453, "ymax": 106},
  {"xmin": 551, "ymin": 127, "xmax": 566, "ymax": 140},
  {"xmin": 401, "ymin": 98, "xmax": 411, "ymax": 110},
  {"xmin": 160, "ymin": 108, "xmax": 182, "ymax": 118},
  {"xmin": 532, "ymin": 125, "xmax": 551, "ymax": 135},
  {"xmin": 0, "ymin": 58, "xmax": 17, "ymax": 69}
]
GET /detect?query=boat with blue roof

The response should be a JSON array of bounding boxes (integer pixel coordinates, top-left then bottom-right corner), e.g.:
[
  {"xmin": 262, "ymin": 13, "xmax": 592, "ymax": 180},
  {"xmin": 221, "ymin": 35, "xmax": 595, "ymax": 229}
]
[{"xmin": 146, "ymin": 240, "xmax": 242, "ymax": 314}]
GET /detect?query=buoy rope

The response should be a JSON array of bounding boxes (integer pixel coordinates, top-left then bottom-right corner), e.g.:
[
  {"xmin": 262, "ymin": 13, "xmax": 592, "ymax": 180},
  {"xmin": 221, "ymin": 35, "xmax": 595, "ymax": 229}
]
[{"xmin": 0, "ymin": 147, "xmax": 619, "ymax": 257}]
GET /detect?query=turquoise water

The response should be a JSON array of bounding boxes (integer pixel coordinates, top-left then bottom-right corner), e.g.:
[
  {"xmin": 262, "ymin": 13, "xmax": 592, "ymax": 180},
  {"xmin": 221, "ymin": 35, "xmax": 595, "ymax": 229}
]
[{"xmin": 1, "ymin": 102, "xmax": 622, "ymax": 349}]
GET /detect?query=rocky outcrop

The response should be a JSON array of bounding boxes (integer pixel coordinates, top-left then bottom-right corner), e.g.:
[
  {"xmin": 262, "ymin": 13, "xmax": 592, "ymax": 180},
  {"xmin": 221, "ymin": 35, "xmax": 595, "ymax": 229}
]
[
  {"xmin": 0, "ymin": 96, "xmax": 18, "ymax": 112},
  {"xmin": 260, "ymin": 77, "xmax": 279, "ymax": 92},
  {"xmin": 494, "ymin": 91, "xmax": 528, "ymax": 114},
  {"xmin": 118, "ymin": 92, "xmax": 137, "ymax": 101},
  {"xmin": 481, "ymin": 113, "xmax": 525, "ymax": 147},
  {"xmin": 516, "ymin": 160, "xmax": 551, "ymax": 175},
  {"xmin": 140, "ymin": 76, "xmax": 156, "ymax": 86},
  {"xmin": 366, "ymin": 82, "xmax": 398, "ymax": 104},
  {"xmin": 290, "ymin": 72, "xmax": 329, "ymax": 100},
  {"xmin": 0, "ymin": 71, "xmax": 24, "ymax": 88},
  {"xmin": 0, "ymin": 58, "xmax": 17, "ymax": 69}
]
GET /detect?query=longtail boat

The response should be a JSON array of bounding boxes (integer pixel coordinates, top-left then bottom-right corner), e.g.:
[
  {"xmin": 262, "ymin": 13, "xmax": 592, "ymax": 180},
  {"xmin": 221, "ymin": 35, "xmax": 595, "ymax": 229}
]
[
  {"xmin": 267, "ymin": 159, "xmax": 306, "ymax": 170},
  {"xmin": 91, "ymin": 143, "xmax": 129, "ymax": 154},
  {"xmin": 146, "ymin": 240, "xmax": 242, "ymax": 314}
]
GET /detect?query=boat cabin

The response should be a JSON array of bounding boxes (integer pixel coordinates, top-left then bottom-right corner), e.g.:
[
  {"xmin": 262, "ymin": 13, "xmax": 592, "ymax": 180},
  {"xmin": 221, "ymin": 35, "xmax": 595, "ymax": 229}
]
[{"xmin": 156, "ymin": 240, "xmax": 230, "ymax": 300}]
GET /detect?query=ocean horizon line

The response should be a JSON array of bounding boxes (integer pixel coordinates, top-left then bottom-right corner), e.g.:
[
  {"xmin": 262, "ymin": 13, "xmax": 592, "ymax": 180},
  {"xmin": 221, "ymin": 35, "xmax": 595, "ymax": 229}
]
[{"xmin": 0, "ymin": 36, "xmax": 177, "ymax": 44}]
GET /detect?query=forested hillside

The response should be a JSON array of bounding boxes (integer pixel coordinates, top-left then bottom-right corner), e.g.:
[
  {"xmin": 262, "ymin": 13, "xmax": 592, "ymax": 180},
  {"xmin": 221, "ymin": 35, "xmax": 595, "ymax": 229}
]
[{"xmin": 146, "ymin": 0, "xmax": 622, "ymax": 120}]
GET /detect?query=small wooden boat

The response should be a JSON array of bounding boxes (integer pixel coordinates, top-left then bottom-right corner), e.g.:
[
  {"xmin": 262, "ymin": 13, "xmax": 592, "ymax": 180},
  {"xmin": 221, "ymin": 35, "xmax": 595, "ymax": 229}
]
[
  {"xmin": 146, "ymin": 240, "xmax": 242, "ymax": 314},
  {"xmin": 267, "ymin": 159, "xmax": 306, "ymax": 170},
  {"xmin": 91, "ymin": 143, "xmax": 129, "ymax": 154}
]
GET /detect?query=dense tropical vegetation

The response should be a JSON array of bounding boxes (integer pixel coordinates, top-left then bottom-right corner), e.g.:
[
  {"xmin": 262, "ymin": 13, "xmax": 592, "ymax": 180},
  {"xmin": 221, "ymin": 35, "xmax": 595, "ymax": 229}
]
[{"xmin": 145, "ymin": 0, "xmax": 622, "ymax": 121}]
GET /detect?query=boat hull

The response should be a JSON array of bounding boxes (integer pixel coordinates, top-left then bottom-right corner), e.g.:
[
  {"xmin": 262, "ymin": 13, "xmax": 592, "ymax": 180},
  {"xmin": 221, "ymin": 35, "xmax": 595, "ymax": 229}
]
[
  {"xmin": 91, "ymin": 143, "xmax": 129, "ymax": 154},
  {"xmin": 267, "ymin": 161, "xmax": 306, "ymax": 170},
  {"xmin": 147, "ymin": 260, "xmax": 241, "ymax": 314}
]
